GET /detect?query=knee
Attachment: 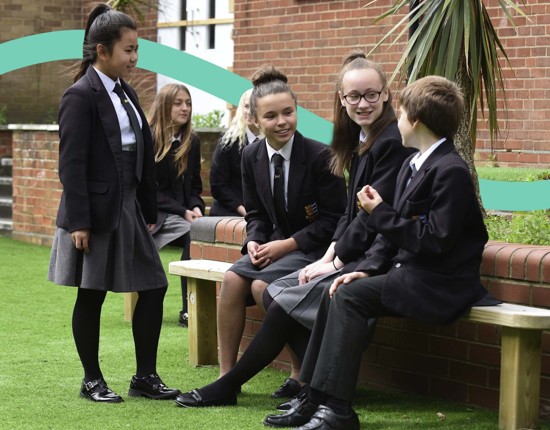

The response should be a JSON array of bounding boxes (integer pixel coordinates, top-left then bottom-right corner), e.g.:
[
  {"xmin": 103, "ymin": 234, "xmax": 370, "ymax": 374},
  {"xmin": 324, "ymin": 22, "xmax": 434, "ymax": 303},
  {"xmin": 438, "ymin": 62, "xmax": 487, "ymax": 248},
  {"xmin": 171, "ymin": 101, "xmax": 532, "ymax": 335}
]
[
  {"xmin": 250, "ymin": 280, "xmax": 267, "ymax": 300},
  {"xmin": 219, "ymin": 272, "xmax": 250, "ymax": 305}
]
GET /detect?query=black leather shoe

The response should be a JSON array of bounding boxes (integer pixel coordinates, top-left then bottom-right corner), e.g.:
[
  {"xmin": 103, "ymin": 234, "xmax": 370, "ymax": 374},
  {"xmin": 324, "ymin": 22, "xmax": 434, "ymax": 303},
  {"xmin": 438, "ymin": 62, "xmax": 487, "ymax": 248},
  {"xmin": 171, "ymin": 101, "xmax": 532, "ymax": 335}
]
[
  {"xmin": 128, "ymin": 373, "xmax": 181, "ymax": 400},
  {"xmin": 276, "ymin": 385, "xmax": 308, "ymax": 410},
  {"xmin": 178, "ymin": 311, "xmax": 189, "ymax": 327},
  {"xmin": 80, "ymin": 378, "xmax": 124, "ymax": 403},
  {"xmin": 276, "ymin": 394, "xmax": 303, "ymax": 411},
  {"xmin": 294, "ymin": 405, "xmax": 360, "ymax": 430},
  {"xmin": 264, "ymin": 395, "xmax": 317, "ymax": 427},
  {"xmin": 174, "ymin": 388, "xmax": 237, "ymax": 407},
  {"xmin": 271, "ymin": 377, "xmax": 302, "ymax": 398}
]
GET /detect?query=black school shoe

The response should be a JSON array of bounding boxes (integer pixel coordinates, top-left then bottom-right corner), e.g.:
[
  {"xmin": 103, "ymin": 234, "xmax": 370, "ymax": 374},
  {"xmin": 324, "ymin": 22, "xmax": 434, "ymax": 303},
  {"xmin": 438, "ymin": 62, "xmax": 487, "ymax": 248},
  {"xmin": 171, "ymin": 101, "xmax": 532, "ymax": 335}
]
[
  {"xmin": 128, "ymin": 373, "xmax": 181, "ymax": 400},
  {"xmin": 174, "ymin": 388, "xmax": 237, "ymax": 407},
  {"xmin": 178, "ymin": 311, "xmax": 189, "ymax": 327},
  {"xmin": 271, "ymin": 377, "xmax": 302, "ymax": 398},
  {"xmin": 264, "ymin": 395, "xmax": 317, "ymax": 427},
  {"xmin": 80, "ymin": 378, "xmax": 124, "ymax": 403},
  {"xmin": 294, "ymin": 405, "xmax": 360, "ymax": 430}
]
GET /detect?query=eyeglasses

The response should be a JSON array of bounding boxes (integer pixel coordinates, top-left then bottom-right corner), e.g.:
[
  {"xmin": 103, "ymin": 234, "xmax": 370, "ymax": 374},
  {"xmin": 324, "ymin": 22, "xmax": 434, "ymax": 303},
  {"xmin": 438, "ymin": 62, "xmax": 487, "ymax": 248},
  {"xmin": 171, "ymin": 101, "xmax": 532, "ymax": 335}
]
[{"xmin": 342, "ymin": 89, "xmax": 384, "ymax": 105}]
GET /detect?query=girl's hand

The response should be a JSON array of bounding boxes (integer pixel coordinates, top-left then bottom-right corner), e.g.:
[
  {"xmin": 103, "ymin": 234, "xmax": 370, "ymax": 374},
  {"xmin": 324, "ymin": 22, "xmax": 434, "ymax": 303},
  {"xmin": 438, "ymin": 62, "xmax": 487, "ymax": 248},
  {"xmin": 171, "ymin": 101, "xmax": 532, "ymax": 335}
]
[
  {"xmin": 256, "ymin": 238, "xmax": 298, "ymax": 264},
  {"xmin": 247, "ymin": 241, "xmax": 271, "ymax": 268},
  {"xmin": 299, "ymin": 261, "xmax": 337, "ymax": 285},
  {"xmin": 71, "ymin": 229, "xmax": 90, "ymax": 253},
  {"xmin": 329, "ymin": 271, "xmax": 369, "ymax": 298},
  {"xmin": 236, "ymin": 205, "xmax": 246, "ymax": 217},
  {"xmin": 192, "ymin": 207, "xmax": 203, "ymax": 218},
  {"xmin": 184, "ymin": 209, "xmax": 200, "ymax": 222},
  {"xmin": 147, "ymin": 224, "xmax": 155, "ymax": 232},
  {"xmin": 357, "ymin": 185, "xmax": 383, "ymax": 213}
]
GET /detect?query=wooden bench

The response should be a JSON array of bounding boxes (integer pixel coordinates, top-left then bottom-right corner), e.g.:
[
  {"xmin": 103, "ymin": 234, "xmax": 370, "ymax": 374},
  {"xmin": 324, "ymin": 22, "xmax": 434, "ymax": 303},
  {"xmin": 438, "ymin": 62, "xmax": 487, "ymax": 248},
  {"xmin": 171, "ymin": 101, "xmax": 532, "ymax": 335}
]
[{"xmin": 166, "ymin": 258, "xmax": 550, "ymax": 430}]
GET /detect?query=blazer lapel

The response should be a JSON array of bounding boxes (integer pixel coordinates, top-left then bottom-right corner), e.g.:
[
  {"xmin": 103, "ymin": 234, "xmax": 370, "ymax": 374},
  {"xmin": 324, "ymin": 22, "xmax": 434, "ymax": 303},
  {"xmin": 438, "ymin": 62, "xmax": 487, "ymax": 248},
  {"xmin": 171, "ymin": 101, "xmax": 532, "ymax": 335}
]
[
  {"xmin": 286, "ymin": 132, "xmax": 307, "ymax": 218},
  {"xmin": 86, "ymin": 66, "xmax": 122, "ymax": 155},
  {"xmin": 252, "ymin": 140, "xmax": 277, "ymax": 219},
  {"xmin": 397, "ymin": 140, "xmax": 455, "ymax": 209}
]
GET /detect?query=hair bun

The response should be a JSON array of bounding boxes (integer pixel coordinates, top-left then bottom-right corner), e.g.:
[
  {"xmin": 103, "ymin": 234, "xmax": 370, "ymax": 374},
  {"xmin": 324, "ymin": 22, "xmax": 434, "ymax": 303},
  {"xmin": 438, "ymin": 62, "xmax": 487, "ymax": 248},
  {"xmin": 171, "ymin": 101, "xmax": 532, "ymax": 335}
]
[
  {"xmin": 343, "ymin": 50, "xmax": 367, "ymax": 66},
  {"xmin": 251, "ymin": 66, "xmax": 288, "ymax": 87}
]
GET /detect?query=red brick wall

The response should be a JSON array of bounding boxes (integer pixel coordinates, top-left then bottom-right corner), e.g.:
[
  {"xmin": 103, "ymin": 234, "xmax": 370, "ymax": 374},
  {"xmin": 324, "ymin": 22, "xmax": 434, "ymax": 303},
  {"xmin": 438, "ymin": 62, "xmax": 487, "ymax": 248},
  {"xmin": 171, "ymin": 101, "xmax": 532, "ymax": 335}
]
[
  {"xmin": 232, "ymin": 0, "xmax": 550, "ymax": 167},
  {"xmin": 190, "ymin": 219, "xmax": 550, "ymax": 413},
  {"xmin": 0, "ymin": 1, "xmax": 158, "ymax": 124}
]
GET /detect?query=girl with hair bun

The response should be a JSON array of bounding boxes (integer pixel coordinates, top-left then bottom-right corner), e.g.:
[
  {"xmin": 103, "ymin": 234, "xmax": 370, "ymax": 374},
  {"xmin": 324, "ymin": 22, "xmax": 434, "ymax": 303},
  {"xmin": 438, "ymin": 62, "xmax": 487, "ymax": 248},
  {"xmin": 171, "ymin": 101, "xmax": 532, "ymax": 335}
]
[
  {"xmin": 175, "ymin": 65, "xmax": 346, "ymax": 407},
  {"xmin": 174, "ymin": 53, "xmax": 413, "ymax": 415},
  {"xmin": 209, "ymin": 88, "xmax": 262, "ymax": 217},
  {"xmin": 48, "ymin": 3, "xmax": 180, "ymax": 403}
]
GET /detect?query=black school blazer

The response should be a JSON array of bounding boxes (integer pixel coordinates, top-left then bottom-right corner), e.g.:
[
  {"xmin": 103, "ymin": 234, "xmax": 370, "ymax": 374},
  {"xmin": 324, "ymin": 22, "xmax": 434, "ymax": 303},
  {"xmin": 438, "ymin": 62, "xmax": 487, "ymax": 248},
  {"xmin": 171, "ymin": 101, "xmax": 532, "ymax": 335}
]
[
  {"xmin": 357, "ymin": 140, "xmax": 499, "ymax": 324},
  {"xmin": 240, "ymin": 131, "xmax": 347, "ymax": 256},
  {"xmin": 332, "ymin": 121, "xmax": 414, "ymax": 269},
  {"xmin": 151, "ymin": 134, "xmax": 205, "ymax": 232},
  {"xmin": 55, "ymin": 66, "xmax": 157, "ymax": 233},
  {"xmin": 209, "ymin": 135, "xmax": 250, "ymax": 216}
]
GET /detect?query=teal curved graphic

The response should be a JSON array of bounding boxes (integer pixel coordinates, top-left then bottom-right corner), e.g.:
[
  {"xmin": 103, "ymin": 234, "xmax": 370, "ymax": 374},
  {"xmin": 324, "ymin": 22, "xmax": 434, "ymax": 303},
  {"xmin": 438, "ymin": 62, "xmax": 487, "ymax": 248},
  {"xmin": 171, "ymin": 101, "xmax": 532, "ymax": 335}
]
[{"xmin": 0, "ymin": 30, "xmax": 548, "ymax": 211}]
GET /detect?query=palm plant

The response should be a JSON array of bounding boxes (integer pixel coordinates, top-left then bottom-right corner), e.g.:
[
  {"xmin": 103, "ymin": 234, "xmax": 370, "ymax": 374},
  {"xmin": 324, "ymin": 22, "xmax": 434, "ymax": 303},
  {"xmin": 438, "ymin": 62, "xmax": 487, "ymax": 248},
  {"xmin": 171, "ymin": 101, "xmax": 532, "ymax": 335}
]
[{"xmin": 368, "ymin": 0, "xmax": 526, "ymax": 205}]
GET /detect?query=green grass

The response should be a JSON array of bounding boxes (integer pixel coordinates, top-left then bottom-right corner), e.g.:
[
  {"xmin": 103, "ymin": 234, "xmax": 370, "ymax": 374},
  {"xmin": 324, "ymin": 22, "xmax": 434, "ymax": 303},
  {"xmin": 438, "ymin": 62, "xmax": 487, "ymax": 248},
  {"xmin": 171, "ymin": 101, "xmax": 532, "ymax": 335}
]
[
  {"xmin": 476, "ymin": 166, "xmax": 550, "ymax": 182},
  {"xmin": 0, "ymin": 236, "xmax": 545, "ymax": 429}
]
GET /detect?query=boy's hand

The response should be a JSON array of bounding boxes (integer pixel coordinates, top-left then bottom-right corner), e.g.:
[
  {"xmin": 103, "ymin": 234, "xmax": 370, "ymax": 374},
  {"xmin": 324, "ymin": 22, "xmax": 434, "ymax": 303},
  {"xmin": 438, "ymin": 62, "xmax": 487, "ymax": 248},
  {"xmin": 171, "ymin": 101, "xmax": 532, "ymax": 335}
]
[
  {"xmin": 329, "ymin": 271, "xmax": 369, "ymax": 298},
  {"xmin": 357, "ymin": 185, "xmax": 383, "ymax": 213}
]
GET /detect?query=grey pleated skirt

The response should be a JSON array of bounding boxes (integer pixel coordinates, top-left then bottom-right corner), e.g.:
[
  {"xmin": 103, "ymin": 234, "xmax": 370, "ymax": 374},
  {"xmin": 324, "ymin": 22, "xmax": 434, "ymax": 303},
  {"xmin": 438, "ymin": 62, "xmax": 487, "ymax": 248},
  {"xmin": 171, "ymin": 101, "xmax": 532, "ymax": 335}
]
[
  {"xmin": 267, "ymin": 269, "xmax": 341, "ymax": 330},
  {"xmin": 152, "ymin": 213, "xmax": 191, "ymax": 250},
  {"xmin": 48, "ymin": 152, "xmax": 168, "ymax": 292},
  {"xmin": 229, "ymin": 250, "xmax": 318, "ymax": 284}
]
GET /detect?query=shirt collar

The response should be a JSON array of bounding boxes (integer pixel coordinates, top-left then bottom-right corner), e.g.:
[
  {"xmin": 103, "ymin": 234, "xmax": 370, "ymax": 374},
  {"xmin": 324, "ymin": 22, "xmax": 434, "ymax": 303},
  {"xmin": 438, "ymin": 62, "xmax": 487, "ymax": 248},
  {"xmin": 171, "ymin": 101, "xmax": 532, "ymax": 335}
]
[
  {"xmin": 93, "ymin": 66, "xmax": 119, "ymax": 93},
  {"xmin": 410, "ymin": 137, "xmax": 446, "ymax": 171},
  {"xmin": 246, "ymin": 127, "xmax": 259, "ymax": 143},
  {"xmin": 266, "ymin": 134, "xmax": 295, "ymax": 162},
  {"xmin": 359, "ymin": 129, "xmax": 368, "ymax": 143}
]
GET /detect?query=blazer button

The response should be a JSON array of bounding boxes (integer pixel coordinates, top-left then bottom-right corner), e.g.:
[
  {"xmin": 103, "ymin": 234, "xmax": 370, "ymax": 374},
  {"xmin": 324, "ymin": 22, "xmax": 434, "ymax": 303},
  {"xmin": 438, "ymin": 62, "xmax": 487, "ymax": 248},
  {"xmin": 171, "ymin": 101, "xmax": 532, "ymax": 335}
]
[{"xmin": 395, "ymin": 263, "xmax": 401, "ymax": 268}]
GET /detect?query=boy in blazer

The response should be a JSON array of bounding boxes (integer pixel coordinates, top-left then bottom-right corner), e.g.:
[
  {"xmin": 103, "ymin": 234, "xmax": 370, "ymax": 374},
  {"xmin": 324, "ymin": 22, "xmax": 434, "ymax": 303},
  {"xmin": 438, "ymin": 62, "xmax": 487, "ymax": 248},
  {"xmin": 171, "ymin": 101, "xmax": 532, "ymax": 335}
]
[{"xmin": 265, "ymin": 76, "xmax": 499, "ymax": 430}]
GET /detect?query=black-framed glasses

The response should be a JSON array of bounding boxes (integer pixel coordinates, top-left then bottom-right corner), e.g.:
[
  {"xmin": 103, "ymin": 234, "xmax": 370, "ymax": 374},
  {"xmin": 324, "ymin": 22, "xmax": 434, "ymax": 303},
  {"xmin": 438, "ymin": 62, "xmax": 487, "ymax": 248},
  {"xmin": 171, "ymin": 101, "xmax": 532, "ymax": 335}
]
[{"xmin": 342, "ymin": 89, "xmax": 384, "ymax": 105}]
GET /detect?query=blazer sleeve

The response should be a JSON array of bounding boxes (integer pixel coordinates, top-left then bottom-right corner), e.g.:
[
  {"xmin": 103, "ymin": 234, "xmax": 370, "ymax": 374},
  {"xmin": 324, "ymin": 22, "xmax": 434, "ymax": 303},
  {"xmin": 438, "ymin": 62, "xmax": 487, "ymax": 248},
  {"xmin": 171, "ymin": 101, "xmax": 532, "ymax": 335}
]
[
  {"xmin": 187, "ymin": 135, "xmax": 205, "ymax": 213},
  {"xmin": 241, "ymin": 146, "xmax": 274, "ymax": 251},
  {"xmin": 210, "ymin": 139, "xmax": 242, "ymax": 212},
  {"xmin": 356, "ymin": 158, "xmax": 480, "ymax": 272},
  {"xmin": 334, "ymin": 134, "xmax": 411, "ymax": 263},
  {"xmin": 290, "ymin": 144, "xmax": 347, "ymax": 254},
  {"xmin": 57, "ymin": 86, "xmax": 94, "ymax": 232}
]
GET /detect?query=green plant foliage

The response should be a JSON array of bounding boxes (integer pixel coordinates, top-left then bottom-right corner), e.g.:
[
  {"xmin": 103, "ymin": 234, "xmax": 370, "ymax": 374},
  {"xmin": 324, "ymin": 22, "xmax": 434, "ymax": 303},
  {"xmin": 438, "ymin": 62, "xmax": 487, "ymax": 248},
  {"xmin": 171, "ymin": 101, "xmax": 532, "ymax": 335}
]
[
  {"xmin": 477, "ymin": 167, "xmax": 550, "ymax": 182},
  {"xmin": 485, "ymin": 211, "xmax": 550, "ymax": 245},
  {"xmin": 0, "ymin": 105, "xmax": 7, "ymax": 125},
  {"xmin": 192, "ymin": 109, "xmax": 225, "ymax": 129}
]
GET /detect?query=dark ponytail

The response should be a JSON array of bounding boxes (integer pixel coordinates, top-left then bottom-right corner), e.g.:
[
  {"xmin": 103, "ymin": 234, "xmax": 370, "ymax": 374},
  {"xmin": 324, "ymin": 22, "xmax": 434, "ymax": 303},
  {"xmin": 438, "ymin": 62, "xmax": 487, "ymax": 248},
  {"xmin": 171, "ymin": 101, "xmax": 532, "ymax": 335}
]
[{"xmin": 74, "ymin": 3, "xmax": 137, "ymax": 82}]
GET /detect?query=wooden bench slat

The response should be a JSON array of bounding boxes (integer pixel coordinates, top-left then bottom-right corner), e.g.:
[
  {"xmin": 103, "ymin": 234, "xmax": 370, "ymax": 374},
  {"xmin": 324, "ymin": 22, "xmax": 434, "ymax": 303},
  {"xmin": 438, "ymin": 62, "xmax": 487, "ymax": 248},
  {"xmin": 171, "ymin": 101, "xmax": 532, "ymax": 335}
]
[
  {"xmin": 465, "ymin": 304, "xmax": 550, "ymax": 330},
  {"xmin": 168, "ymin": 260, "xmax": 232, "ymax": 282}
]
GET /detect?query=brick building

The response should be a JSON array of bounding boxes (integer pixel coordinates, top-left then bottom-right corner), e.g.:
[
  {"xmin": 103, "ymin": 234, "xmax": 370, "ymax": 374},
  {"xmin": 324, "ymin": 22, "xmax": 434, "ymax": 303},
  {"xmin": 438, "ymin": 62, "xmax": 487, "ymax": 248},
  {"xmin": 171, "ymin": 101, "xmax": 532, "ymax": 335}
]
[
  {"xmin": 0, "ymin": 0, "xmax": 158, "ymax": 124},
  {"xmin": 230, "ymin": 0, "xmax": 550, "ymax": 167}
]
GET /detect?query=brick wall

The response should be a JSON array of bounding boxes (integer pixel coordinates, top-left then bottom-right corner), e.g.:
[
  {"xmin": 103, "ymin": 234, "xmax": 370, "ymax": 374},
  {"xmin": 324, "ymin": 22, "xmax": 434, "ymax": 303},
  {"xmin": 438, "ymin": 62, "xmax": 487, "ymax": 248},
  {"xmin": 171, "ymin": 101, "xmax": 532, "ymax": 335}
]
[
  {"xmin": 189, "ymin": 217, "xmax": 550, "ymax": 413},
  {"xmin": 232, "ymin": 0, "xmax": 550, "ymax": 167},
  {"xmin": 0, "ymin": 1, "xmax": 158, "ymax": 124}
]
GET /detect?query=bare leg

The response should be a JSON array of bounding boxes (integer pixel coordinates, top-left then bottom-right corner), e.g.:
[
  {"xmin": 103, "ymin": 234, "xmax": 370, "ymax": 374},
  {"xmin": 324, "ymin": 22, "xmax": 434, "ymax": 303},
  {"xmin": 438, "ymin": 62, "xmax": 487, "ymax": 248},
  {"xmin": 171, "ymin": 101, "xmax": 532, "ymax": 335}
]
[
  {"xmin": 251, "ymin": 279, "xmax": 268, "ymax": 312},
  {"xmin": 217, "ymin": 271, "xmax": 250, "ymax": 376}
]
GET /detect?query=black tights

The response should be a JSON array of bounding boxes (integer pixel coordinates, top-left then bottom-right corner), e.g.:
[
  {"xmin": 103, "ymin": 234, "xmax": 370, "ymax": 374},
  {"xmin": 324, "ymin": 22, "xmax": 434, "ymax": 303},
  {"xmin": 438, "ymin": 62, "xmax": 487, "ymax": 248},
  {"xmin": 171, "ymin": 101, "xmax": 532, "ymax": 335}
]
[
  {"xmin": 199, "ymin": 290, "xmax": 310, "ymax": 399},
  {"xmin": 72, "ymin": 287, "xmax": 167, "ymax": 381}
]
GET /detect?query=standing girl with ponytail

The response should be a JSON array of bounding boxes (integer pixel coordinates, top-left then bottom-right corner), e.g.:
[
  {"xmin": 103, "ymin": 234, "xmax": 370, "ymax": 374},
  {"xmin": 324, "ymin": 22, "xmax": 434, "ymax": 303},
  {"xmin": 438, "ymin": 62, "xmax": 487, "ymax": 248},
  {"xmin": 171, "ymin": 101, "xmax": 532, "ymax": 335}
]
[{"xmin": 48, "ymin": 3, "xmax": 180, "ymax": 403}]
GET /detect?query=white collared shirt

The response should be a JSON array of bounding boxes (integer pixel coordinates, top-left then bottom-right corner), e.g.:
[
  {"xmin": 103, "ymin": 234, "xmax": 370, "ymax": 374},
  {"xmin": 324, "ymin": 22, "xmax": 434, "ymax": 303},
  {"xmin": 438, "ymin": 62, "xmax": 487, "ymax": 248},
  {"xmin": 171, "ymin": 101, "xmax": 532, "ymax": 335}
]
[
  {"xmin": 93, "ymin": 66, "xmax": 142, "ymax": 148},
  {"xmin": 409, "ymin": 137, "xmax": 447, "ymax": 172},
  {"xmin": 246, "ymin": 127, "xmax": 260, "ymax": 144},
  {"xmin": 266, "ymin": 135, "xmax": 295, "ymax": 208}
]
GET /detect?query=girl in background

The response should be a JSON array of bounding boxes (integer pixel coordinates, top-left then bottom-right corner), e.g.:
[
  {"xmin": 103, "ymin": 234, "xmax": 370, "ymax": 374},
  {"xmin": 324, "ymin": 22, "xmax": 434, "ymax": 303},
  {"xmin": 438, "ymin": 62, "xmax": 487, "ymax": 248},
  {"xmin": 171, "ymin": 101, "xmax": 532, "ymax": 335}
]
[
  {"xmin": 210, "ymin": 88, "xmax": 261, "ymax": 217},
  {"xmin": 48, "ymin": 3, "xmax": 179, "ymax": 402},
  {"xmin": 148, "ymin": 83, "xmax": 205, "ymax": 327}
]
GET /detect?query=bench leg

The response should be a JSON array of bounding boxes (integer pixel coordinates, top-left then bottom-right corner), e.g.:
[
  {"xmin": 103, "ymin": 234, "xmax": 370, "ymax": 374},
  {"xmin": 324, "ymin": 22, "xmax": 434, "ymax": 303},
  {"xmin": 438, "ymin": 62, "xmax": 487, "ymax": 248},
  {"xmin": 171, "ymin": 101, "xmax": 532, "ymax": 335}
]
[
  {"xmin": 187, "ymin": 278, "xmax": 218, "ymax": 366},
  {"xmin": 499, "ymin": 327, "xmax": 541, "ymax": 430},
  {"xmin": 124, "ymin": 292, "xmax": 138, "ymax": 321}
]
